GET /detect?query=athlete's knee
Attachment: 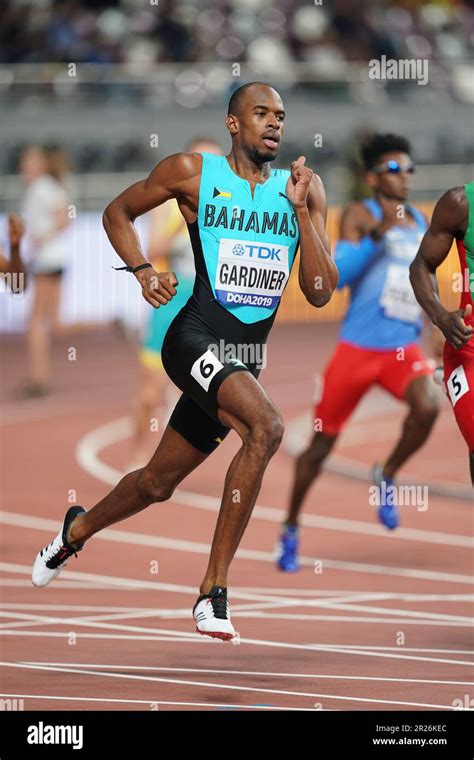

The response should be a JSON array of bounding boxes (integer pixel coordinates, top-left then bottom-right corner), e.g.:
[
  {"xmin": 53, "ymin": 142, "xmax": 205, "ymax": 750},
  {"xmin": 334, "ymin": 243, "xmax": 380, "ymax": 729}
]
[
  {"xmin": 247, "ymin": 410, "xmax": 284, "ymax": 457},
  {"xmin": 137, "ymin": 467, "xmax": 175, "ymax": 503},
  {"xmin": 305, "ymin": 432, "xmax": 337, "ymax": 466},
  {"xmin": 411, "ymin": 396, "xmax": 440, "ymax": 426}
]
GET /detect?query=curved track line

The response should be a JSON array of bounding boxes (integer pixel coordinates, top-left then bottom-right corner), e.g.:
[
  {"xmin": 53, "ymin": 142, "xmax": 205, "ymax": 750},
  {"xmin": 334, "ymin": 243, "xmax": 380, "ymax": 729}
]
[
  {"xmin": 285, "ymin": 413, "xmax": 473, "ymax": 501},
  {"xmin": 74, "ymin": 416, "xmax": 473, "ymax": 549},
  {"xmin": 0, "ymin": 662, "xmax": 460, "ymax": 709}
]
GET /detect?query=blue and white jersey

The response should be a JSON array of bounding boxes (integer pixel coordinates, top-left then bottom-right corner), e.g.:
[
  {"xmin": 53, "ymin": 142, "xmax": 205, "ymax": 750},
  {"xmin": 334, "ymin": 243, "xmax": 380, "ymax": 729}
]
[{"xmin": 338, "ymin": 198, "xmax": 427, "ymax": 350}]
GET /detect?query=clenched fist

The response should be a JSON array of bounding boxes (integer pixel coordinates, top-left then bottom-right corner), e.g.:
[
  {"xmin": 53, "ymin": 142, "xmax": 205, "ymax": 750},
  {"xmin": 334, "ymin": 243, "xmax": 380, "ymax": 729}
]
[
  {"xmin": 438, "ymin": 303, "xmax": 473, "ymax": 349},
  {"xmin": 135, "ymin": 267, "xmax": 178, "ymax": 308},
  {"xmin": 285, "ymin": 156, "xmax": 313, "ymax": 209}
]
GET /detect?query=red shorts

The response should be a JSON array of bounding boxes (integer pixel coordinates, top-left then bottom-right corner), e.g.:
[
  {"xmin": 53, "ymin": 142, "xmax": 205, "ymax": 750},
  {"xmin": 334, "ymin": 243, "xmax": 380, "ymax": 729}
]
[
  {"xmin": 315, "ymin": 341, "xmax": 435, "ymax": 436},
  {"xmin": 443, "ymin": 340, "xmax": 474, "ymax": 452}
]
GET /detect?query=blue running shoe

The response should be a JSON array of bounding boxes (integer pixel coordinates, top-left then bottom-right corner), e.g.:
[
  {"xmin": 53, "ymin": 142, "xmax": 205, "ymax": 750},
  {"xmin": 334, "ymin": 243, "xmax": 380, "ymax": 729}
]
[
  {"xmin": 372, "ymin": 463, "xmax": 399, "ymax": 530},
  {"xmin": 276, "ymin": 525, "xmax": 300, "ymax": 571}
]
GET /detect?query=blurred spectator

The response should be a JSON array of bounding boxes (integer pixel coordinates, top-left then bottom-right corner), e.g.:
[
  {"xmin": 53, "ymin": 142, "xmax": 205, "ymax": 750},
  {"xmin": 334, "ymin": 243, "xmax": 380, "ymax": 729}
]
[
  {"xmin": 19, "ymin": 146, "xmax": 71, "ymax": 398},
  {"xmin": 0, "ymin": 0, "xmax": 472, "ymax": 69}
]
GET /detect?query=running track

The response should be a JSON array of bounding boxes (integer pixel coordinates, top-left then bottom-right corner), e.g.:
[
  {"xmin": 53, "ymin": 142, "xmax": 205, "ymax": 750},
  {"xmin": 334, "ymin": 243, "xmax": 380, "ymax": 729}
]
[{"xmin": 0, "ymin": 323, "xmax": 473, "ymax": 711}]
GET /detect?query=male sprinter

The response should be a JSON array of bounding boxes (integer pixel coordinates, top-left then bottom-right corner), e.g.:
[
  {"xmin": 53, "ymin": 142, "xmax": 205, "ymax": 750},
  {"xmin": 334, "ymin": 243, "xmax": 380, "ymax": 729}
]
[
  {"xmin": 131, "ymin": 137, "xmax": 221, "ymax": 467},
  {"xmin": 32, "ymin": 82, "xmax": 338, "ymax": 639},
  {"xmin": 410, "ymin": 183, "xmax": 474, "ymax": 483},
  {"xmin": 277, "ymin": 134, "xmax": 440, "ymax": 571}
]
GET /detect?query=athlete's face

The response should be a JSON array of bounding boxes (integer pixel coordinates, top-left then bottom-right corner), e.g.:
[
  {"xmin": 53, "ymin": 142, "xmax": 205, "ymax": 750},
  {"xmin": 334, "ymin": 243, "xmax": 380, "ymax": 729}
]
[
  {"xmin": 227, "ymin": 87, "xmax": 285, "ymax": 164},
  {"xmin": 367, "ymin": 151, "xmax": 414, "ymax": 202}
]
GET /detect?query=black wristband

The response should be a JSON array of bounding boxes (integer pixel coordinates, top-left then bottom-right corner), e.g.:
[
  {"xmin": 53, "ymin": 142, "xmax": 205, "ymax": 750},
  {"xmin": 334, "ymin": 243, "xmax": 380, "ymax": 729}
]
[{"xmin": 112, "ymin": 262, "xmax": 153, "ymax": 274}]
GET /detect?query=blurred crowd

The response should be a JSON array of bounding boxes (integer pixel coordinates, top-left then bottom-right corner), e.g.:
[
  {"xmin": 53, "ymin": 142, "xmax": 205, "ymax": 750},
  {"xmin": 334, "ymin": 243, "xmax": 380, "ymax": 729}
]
[{"xmin": 1, "ymin": 0, "xmax": 472, "ymax": 69}]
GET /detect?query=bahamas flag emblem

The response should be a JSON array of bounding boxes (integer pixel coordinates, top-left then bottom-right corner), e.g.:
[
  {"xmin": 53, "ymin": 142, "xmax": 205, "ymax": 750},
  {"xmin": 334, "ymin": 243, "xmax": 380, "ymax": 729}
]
[{"xmin": 213, "ymin": 186, "xmax": 232, "ymax": 200}]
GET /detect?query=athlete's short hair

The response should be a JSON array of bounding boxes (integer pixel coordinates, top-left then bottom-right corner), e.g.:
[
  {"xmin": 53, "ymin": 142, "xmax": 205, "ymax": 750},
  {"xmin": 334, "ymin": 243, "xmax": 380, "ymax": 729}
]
[
  {"xmin": 227, "ymin": 82, "xmax": 272, "ymax": 117},
  {"xmin": 361, "ymin": 133, "xmax": 412, "ymax": 171}
]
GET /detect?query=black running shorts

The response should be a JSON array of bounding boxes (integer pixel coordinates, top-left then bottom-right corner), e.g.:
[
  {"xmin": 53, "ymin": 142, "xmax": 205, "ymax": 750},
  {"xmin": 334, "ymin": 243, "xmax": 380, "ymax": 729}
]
[{"xmin": 161, "ymin": 283, "xmax": 271, "ymax": 454}]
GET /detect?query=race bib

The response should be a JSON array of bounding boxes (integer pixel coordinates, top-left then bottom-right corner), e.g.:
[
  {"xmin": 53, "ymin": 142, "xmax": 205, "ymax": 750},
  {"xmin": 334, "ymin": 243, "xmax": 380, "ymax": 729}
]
[
  {"xmin": 446, "ymin": 364, "xmax": 469, "ymax": 407},
  {"xmin": 191, "ymin": 349, "xmax": 224, "ymax": 392},
  {"xmin": 379, "ymin": 264, "xmax": 421, "ymax": 323},
  {"xmin": 215, "ymin": 238, "xmax": 289, "ymax": 309}
]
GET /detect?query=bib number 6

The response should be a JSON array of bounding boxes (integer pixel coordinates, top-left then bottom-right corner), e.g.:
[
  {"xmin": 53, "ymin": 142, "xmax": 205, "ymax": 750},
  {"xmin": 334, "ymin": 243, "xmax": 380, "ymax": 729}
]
[{"xmin": 191, "ymin": 349, "xmax": 224, "ymax": 392}]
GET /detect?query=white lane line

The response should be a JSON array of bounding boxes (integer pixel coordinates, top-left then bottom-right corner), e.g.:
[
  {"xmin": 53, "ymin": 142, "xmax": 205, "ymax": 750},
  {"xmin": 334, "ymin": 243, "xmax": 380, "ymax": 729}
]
[
  {"xmin": 2, "ymin": 611, "xmax": 468, "ymax": 631},
  {"xmin": 231, "ymin": 612, "xmax": 474, "ymax": 627},
  {"xmin": 0, "ymin": 562, "xmax": 313, "ymax": 603},
  {"xmin": 308, "ymin": 646, "xmax": 473, "ymax": 654},
  {"xmin": 0, "ymin": 632, "xmax": 201, "ymax": 642},
  {"xmin": 1, "ymin": 574, "xmax": 470, "ymax": 626},
  {"xmin": 0, "ymin": 615, "xmax": 469, "ymax": 629},
  {"xmin": 75, "ymin": 416, "xmax": 473, "ymax": 547},
  {"xmin": 285, "ymin": 412, "xmax": 474, "ymax": 502},
  {"xmin": 2, "ymin": 602, "xmax": 470, "ymax": 629},
  {"xmin": 0, "ymin": 693, "xmax": 308, "ymax": 710},
  {"xmin": 0, "ymin": 619, "xmax": 468, "ymax": 654},
  {"xmin": 0, "ymin": 604, "xmax": 178, "ymax": 613},
  {"xmin": 2, "ymin": 629, "xmax": 473, "ymax": 663},
  {"xmin": 21, "ymin": 662, "xmax": 474, "ymax": 687},
  {"xmin": 0, "ymin": 612, "xmax": 472, "ymax": 666},
  {"xmin": 233, "ymin": 587, "xmax": 474, "ymax": 601},
  {"xmin": 0, "ymin": 662, "xmax": 459, "ymax": 710},
  {"xmin": 2, "ymin": 512, "xmax": 473, "ymax": 585},
  {"xmin": 0, "ymin": 579, "xmax": 130, "ymax": 589},
  {"xmin": 293, "ymin": 601, "xmax": 473, "ymax": 624}
]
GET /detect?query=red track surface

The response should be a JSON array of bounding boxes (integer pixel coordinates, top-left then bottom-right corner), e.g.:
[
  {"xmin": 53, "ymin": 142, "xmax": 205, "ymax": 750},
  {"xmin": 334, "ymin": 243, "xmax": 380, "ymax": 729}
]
[{"xmin": 1, "ymin": 323, "xmax": 473, "ymax": 711}]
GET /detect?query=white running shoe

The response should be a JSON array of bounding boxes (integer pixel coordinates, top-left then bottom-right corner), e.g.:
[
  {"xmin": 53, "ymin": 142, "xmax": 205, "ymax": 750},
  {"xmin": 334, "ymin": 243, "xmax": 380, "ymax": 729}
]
[
  {"xmin": 193, "ymin": 585, "xmax": 236, "ymax": 641},
  {"xmin": 32, "ymin": 506, "xmax": 86, "ymax": 587}
]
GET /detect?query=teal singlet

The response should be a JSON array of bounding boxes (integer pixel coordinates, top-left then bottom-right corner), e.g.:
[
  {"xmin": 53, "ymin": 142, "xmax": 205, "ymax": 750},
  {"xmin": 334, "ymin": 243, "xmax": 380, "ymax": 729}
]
[{"xmin": 188, "ymin": 152, "xmax": 300, "ymax": 329}]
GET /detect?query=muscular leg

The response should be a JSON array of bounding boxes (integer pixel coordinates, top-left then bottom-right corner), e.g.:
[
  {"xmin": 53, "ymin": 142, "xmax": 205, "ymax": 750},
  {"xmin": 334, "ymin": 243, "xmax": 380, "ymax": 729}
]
[
  {"xmin": 383, "ymin": 374, "xmax": 440, "ymax": 479},
  {"xmin": 67, "ymin": 425, "xmax": 209, "ymax": 546},
  {"xmin": 199, "ymin": 371, "xmax": 284, "ymax": 595},
  {"xmin": 285, "ymin": 431, "xmax": 337, "ymax": 528}
]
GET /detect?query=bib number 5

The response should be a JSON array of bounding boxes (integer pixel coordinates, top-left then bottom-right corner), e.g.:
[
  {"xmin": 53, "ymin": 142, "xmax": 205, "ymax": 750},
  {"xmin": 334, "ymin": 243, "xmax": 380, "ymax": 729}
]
[{"xmin": 446, "ymin": 364, "xmax": 469, "ymax": 407}]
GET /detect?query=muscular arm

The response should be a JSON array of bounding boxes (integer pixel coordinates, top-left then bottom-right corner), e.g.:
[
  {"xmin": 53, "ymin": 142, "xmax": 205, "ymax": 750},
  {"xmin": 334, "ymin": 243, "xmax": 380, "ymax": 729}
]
[
  {"xmin": 297, "ymin": 174, "xmax": 338, "ymax": 307},
  {"xmin": 409, "ymin": 187, "xmax": 472, "ymax": 347},
  {"xmin": 102, "ymin": 152, "xmax": 200, "ymax": 306}
]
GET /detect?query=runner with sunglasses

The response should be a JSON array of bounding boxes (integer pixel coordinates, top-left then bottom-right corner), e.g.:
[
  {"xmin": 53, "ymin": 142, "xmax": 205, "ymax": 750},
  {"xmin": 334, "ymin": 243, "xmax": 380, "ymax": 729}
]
[{"xmin": 277, "ymin": 133, "xmax": 441, "ymax": 570}]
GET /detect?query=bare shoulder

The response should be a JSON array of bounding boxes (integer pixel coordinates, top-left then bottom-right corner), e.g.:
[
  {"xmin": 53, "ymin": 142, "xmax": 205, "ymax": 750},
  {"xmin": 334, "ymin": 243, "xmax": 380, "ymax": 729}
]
[
  {"xmin": 340, "ymin": 199, "xmax": 372, "ymax": 221},
  {"xmin": 432, "ymin": 185, "xmax": 468, "ymax": 235},
  {"xmin": 145, "ymin": 151, "xmax": 203, "ymax": 192}
]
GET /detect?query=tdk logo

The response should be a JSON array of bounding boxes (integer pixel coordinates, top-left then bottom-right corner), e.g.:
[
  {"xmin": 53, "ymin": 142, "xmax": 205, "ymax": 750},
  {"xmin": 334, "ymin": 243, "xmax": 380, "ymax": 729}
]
[
  {"xmin": 231, "ymin": 243, "xmax": 281, "ymax": 261},
  {"xmin": 27, "ymin": 721, "xmax": 84, "ymax": 750}
]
